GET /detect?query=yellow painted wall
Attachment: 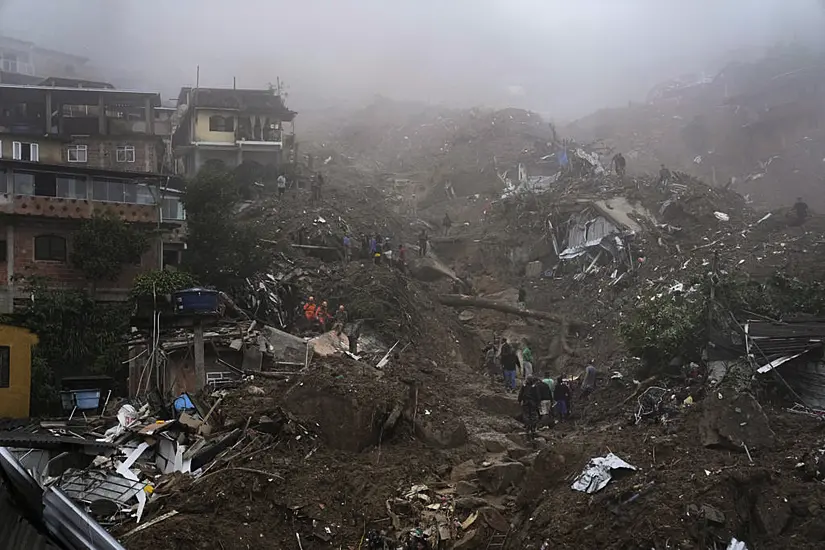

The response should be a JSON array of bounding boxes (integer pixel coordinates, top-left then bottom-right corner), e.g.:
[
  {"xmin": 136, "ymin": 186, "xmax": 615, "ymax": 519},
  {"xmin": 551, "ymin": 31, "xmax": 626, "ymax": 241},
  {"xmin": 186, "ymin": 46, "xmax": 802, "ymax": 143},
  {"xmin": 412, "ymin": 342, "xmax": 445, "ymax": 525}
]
[
  {"xmin": 0, "ymin": 324, "xmax": 38, "ymax": 418},
  {"xmin": 0, "ymin": 136, "xmax": 62, "ymax": 164},
  {"xmin": 193, "ymin": 109, "xmax": 236, "ymax": 143}
]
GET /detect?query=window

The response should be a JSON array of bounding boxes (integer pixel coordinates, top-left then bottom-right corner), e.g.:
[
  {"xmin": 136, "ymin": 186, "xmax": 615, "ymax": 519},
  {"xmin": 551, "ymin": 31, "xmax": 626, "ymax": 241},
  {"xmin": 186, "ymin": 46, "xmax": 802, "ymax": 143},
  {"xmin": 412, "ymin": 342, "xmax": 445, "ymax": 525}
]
[
  {"xmin": 14, "ymin": 171, "xmax": 57, "ymax": 197},
  {"xmin": 12, "ymin": 142, "xmax": 39, "ymax": 162},
  {"xmin": 34, "ymin": 235, "xmax": 67, "ymax": 262},
  {"xmin": 163, "ymin": 249, "xmax": 182, "ymax": 267},
  {"xmin": 0, "ymin": 241, "xmax": 6, "ymax": 263},
  {"xmin": 56, "ymin": 176, "xmax": 88, "ymax": 199},
  {"xmin": 68, "ymin": 145, "xmax": 87, "ymax": 163},
  {"xmin": 0, "ymin": 346, "xmax": 9, "ymax": 388},
  {"xmin": 116, "ymin": 145, "xmax": 135, "ymax": 163},
  {"xmin": 136, "ymin": 184, "xmax": 155, "ymax": 205},
  {"xmin": 161, "ymin": 197, "xmax": 185, "ymax": 221},
  {"xmin": 208, "ymin": 115, "xmax": 234, "ymax": 132}
]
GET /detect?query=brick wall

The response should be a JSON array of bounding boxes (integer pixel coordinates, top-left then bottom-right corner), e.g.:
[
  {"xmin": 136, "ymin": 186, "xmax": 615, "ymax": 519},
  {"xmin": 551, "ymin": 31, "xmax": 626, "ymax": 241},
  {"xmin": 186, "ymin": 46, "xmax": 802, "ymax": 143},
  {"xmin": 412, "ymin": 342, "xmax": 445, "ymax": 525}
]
[
  {"xmin": 1, "ymin": 218, "xmax": 160, "ymax": 291},
  {"xmin": 63, "ymin": 138, "xmax": 162, "ymax": 173}
]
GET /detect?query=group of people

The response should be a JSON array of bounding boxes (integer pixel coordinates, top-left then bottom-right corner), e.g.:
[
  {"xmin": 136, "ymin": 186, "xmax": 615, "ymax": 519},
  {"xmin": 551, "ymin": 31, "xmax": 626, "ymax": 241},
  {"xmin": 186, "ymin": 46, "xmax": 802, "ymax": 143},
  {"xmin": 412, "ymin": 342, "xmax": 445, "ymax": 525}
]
[
  {"xmin": 302, "ymin": 296, "xmax": 347, "ymax": 334},
  {"xmin": 342, "ymin": 234, "xmax": 408, "ymax": 270},
  {"xmin": 609, "ymin": 153, "xmax": 677, "ymax": 190},
  {"xmin": 517, "ymin": 365, "xmax": 597, "ymax": 438},
  {"xmin": 485, "ymin": 338, "xmax": 534, "ymax": 391}
]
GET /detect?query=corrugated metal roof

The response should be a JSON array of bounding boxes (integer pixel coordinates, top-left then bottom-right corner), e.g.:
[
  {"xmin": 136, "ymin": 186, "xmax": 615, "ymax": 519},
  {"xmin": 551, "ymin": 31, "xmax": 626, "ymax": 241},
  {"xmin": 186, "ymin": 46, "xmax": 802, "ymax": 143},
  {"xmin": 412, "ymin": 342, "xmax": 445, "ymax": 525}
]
[{"xmin": 0, "ymin": 482, "xmax": 56, "ymax": 550}]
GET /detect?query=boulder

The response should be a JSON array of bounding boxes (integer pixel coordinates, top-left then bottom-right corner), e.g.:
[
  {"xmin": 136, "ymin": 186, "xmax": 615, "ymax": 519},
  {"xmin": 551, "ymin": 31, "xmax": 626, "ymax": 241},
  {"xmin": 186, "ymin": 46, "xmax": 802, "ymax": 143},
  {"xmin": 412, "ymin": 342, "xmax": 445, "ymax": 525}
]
[
  {"xmin": 479, "ymin": 506, "xmax": 509, "ymax": 532},
  {"xmin": 455, "ymin": 481, "xmax": 479, "ymax": 496},
  {"xmin": 415, "ymin": 417, "xmax": 468, "ymax": 449},
  {"xmin": 409, "ymin": 257, "xmax": 456, "ymax": 282},
  {"xmin": 476, "ymin": 461, "xmax": 526, "ymax": 494},
  {"xmin": 450, "ymin": 460, "xmax": 478, "ymax": 482},
  {"xmin": 455, "ymin": 497, "xmax": 492, "ymax": 511},
  {"xmin": 473, "ymin": 432, "xmax": 517, "ymax": 454},
  {"xmin": 452, "ymin": 528, "xmax": 484, "ymax": 550},
  {"xmin": 699, "ymin": 393, "xmax": 776, "ymax": 451}
]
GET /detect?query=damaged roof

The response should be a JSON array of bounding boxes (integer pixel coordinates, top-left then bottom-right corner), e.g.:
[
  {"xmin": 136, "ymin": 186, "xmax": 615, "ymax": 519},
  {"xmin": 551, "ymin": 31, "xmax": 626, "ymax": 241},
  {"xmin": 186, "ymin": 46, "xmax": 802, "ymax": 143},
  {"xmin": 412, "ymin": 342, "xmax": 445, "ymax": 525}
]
[{"xmin": 177, "ymin": 87, "xmax": 296, "ymax": 120}]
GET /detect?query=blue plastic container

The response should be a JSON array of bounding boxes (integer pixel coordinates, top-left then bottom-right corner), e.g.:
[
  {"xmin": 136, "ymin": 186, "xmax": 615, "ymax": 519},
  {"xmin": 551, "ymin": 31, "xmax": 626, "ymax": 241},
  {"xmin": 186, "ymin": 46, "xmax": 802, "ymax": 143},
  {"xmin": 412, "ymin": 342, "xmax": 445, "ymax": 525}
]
[
  {"xmin": 60, "ymin": 389, "xmax": 101, "ymax": 411},
  {"xmin": 173, "ymin": 288, "xmax": 220, "ymax": 315}
]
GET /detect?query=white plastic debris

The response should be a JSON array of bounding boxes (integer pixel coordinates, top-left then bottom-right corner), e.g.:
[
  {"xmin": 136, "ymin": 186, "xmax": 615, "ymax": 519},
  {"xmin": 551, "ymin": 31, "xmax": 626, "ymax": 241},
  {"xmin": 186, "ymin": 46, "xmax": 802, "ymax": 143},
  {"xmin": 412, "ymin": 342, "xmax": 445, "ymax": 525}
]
[
  {"xmin": 714, "ymin": 211, "xmax": 730, "ymax": 222},
  {"xmin": 727, "ymin": 538, "xmax": 748, "ymax": 550},
  {"xmin": 571, "ymin": 453, "xmax": 637, "ymax": 493},
  {"xmin": 693, "ymin": 155, "xmax": 702, "ymax": 164}
]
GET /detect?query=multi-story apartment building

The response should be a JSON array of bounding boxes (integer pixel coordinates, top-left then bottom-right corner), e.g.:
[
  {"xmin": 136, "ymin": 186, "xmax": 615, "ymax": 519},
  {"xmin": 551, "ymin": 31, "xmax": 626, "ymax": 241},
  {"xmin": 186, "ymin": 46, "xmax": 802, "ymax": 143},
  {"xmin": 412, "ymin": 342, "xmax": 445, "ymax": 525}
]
[
  {"xmin": 0, "ymin": 82, "xmax": 185, "ymax": 309},
  {"xmin": 172, "ymin": 87, "xmax": 296, "ymax": 176},
  {"xmin": 0, "ymin": 35, "xmax": 90, "ymax": 84}
]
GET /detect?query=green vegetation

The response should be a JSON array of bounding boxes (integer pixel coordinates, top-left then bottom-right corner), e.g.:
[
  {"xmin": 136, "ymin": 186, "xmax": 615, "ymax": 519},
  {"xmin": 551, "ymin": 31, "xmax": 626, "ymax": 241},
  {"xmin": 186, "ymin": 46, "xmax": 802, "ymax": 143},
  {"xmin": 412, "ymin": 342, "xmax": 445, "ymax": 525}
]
[
  {"xmin": 131, "ymin": 269, "xmax": 198, "ymax": 298},
  {"xmin": 182, "ymin": 163, "xmax": 270, "ymax": 290},
  {"xmin": 620, "ymin": 272, "xmax": 825, "ymax": 376},
  {"xmin": 71, "ymin": 213, "xmax": 150, "ymax": 284}
]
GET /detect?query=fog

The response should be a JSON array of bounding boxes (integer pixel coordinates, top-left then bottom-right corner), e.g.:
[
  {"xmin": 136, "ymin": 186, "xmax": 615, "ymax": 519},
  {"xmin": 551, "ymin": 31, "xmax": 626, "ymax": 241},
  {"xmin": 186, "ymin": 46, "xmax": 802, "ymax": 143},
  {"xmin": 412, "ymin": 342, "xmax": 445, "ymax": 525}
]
[{"xmin": 2, "ymin": 0, "xmax": 824, "ymax": 118}]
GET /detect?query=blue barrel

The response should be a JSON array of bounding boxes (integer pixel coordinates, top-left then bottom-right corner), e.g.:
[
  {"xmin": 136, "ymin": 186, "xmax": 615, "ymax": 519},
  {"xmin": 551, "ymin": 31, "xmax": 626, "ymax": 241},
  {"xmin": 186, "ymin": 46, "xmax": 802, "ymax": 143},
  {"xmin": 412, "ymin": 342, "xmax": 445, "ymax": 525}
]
[{"xmin": 172, "ymin": 288, "xmax": 220, "ymax": 315}]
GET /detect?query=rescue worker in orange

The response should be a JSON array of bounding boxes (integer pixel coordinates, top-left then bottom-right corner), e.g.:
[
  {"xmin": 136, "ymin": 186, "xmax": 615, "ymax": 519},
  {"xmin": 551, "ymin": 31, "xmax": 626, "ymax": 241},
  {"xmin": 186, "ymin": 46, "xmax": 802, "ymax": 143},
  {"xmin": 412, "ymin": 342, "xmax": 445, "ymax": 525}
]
[
  {"xmin": 303, "ymin": 296, "xmax": 317, "ymax": 321},
  {"xmin": 315, "ymin": 300, "xmax": 331, "ymax": 331}
]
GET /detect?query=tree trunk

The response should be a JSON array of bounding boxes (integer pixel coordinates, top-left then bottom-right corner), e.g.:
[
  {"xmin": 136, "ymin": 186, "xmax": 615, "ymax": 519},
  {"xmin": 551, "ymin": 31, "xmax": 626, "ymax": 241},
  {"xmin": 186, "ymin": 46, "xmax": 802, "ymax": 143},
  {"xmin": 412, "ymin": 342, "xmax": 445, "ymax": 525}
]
[{"xmin": 437, "ymin": 294, "xmax": 581, "ymax": 326}]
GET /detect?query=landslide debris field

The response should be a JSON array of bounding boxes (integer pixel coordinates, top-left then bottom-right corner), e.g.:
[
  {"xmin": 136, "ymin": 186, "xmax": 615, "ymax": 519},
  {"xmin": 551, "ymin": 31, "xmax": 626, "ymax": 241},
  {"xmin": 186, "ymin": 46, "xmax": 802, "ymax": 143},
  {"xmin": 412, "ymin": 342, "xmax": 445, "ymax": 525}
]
[{"xmin": 123, "ymin": 97, "xmax": 825, "ymax": 550}]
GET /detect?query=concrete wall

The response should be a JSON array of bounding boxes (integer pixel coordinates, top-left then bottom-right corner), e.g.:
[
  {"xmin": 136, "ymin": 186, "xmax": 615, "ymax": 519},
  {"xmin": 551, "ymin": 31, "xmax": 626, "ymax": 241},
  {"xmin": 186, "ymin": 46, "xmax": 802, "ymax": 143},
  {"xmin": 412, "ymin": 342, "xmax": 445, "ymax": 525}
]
[
  {"xmin": 0, "ymin": 324, "xmax": 38, "ymax": 418},
  {"xmin": 0, "ymin": 217, "xmax": 161, "ymax": 293},
  {"xmin": 194, "ymin": 109, "xmax": 235, "ymax": 143},
  {"xmin": 0, "ymin": 135, "xmax": 161, "ymax": 173}
]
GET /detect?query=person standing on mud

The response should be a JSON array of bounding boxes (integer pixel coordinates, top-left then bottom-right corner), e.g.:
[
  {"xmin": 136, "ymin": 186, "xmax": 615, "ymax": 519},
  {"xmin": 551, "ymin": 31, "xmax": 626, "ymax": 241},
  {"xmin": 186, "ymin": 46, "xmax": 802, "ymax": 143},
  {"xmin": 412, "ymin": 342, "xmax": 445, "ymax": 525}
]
[
  {"xmin": 343, "ymin": 235, "xmax": 352, "ymax": 263},
  {"xmin": 611, "ymin": 153, "xmax": 626, "ymax": 177},
  {"xmin": 346, "ymin": 319, "xmax": 363, "ymax": 354},
  {"xmin": 332, "ymin": 305, "xmax": 348, "ymax": 335},
  {"xmin": 518, "ymin": 286, "xmax": 526, "ymax": 309},
  {"xmin": 397, "ymin": 244, "xmax": 407, "ymax": 272},
  {"xmin": 442, "ymin": 213, "xmax": 452, "ymax": 236},
  {"xmin": 540, "ymin": 371, "xmax": 555, "ymax": 421},
  {"xmin": 554, "ymin": 375, "xmax": 571, "ymax": 419},
  {"xmin": 792, "ymin": 197, "xmax": 809, "ymax": 224},
  {"xmin": 518, "ymin": 375, "xmax": 542, "ymax": 439},
  {"xmin": 521, "ymin": 342, "xmax": 534, "ymax": 378},
  {"xmin": 500, "ymin": 338, "xmax": 519, "ymax": 392},
  {"xmin": 277, "ymin": 173, "xmax": 287, "ymax": 198},
  {"xmin": 418, "ymin": 230, "xmax": 428, "ymax": 257},
  {"xmin": 658, "ymin": 164, "xmax": 671, "ymax": 188}
]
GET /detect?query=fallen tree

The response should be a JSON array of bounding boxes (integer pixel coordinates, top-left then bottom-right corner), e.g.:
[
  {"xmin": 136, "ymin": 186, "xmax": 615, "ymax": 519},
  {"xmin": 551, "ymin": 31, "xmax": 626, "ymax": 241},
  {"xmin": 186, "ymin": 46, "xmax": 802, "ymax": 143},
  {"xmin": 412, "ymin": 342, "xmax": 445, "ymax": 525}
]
[{"xmin": 437, "ymin": 294, "xmax": 581, "ymax": 326}]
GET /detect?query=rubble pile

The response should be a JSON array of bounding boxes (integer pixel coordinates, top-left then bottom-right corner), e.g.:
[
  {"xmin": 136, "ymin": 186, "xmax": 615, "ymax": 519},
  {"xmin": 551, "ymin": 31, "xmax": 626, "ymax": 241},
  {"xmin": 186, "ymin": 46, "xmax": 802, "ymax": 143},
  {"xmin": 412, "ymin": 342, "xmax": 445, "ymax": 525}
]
[{"xmin": 565, "ymin": 48, "xmax": 825, "ymax": 210}]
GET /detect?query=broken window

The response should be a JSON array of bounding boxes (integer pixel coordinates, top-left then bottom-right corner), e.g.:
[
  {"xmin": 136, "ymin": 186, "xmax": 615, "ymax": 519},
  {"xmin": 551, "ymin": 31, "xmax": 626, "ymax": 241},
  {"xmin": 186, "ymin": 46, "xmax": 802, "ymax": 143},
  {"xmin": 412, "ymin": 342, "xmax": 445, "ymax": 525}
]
[
  {"xmin": 0, "ymin": 346, "xmax": 9, "ymax": 388},
  {"xmin": 209, "ymin": 115, "xmax": 234, "ymax": 132},
  {"xmin": 116, "ymin": 145, "xmax": 135, "ymax": 163},
  {"xmin": 67, "ymin": 145, "xmax": 87, "ymax": 163},
  {"xmin": 34, "ymin": 235, "xmax": 66, "ymax": 262},
  {"xmin": 12, "ymin": 142, "xmax": 39, "ymax": 162},
  {"xmin": 0, "ymin": 241, "xmax": 6, "ymax": 262}
]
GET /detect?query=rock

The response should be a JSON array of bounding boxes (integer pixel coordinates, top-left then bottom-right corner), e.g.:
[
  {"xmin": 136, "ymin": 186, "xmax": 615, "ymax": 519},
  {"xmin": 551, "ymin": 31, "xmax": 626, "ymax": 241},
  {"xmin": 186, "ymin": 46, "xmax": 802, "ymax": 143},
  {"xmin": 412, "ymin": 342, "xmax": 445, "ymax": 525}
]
[
  {"xmin": 687, "ymin": 504, "xmax": 725, "ymax": 525},
  {"xmin": 505, "ymin": 433, "xmax": 530, "ymax": 448},
  {"xmin": 246, "ymin": 385, "xmax": 266, "ymax": 396},
  {"xmin": 507, "ymin": 447, "xmax": 532, "ymax": 460},
  {"xmin": 699, "ymin": 393, "xmax": 776, "ymax": 451},
  {"xmin": 256, "ymin": 415, "xmax": 283, "ymax": 435},
  {"xmin": 479, "ymin": 506, "xmax": 509, "ymax": 532},
  {"xmin": 473, "ymin": 432, "xmax": 516, "ymax": 454},
  {"xmin": 458, "ymin": 310, "xmax": 475, "ymax": 323},
  {"xmin": 754, "ymin": 493, "xmax": 791, "ymax": 537},
  {"xmin": 455, "ymin": 481, "xmax": 479, "ymax": 496},
  {"xmin": 516, "ymin": 444, "xmax": 582, "ymax": 507},
  {"xmin": 450, "ymin": 460, "xmax": 478, "ymax": 482},
  {"xmin": 452, "ymin": 528, "xmax": 484, "ymax": 550},
  {"xmin": 476, "ymin": 461, "xmax": 526, "ymax": 494},
  {"xmin": 475, "ymin": 394, "xmax": 521, "ymax": 418},
  {"xmin": 415, "ymin": 417, "xmax": 468, "ymax": 449},
  {"xmin": 525, "ymin": 260, "xmax": 543, "ymax": 278}
]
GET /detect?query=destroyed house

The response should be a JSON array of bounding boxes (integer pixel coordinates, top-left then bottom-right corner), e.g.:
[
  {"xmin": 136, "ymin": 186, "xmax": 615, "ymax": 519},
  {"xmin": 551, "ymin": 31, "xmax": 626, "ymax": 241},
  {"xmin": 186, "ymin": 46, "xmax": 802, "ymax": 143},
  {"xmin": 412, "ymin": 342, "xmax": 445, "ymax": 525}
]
[
  {"xmin": 172, "ymin": 86, "xmax": 297, "ymax": 176},
  {"xmin": 556, "ymin": 197, "xmax": 651, "ymax": 270},
  {"xmin": 744, "ymin": 320, "xmax": 825, "ymax": 410},
  {"xmin": 0, "ymin": 84, "xmax": 186, "ymax": 308}
]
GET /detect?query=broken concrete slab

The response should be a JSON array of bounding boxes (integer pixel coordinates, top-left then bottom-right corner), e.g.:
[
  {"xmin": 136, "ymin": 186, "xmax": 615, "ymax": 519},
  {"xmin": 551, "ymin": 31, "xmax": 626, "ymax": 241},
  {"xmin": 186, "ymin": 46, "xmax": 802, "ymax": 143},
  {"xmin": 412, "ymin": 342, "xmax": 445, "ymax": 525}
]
[
  {"xmin": 699, "ymin": 393, "xmax": 776, "ymax": 451},
  {"xmin": 476, "ymin": 461, "xmax": 526, "ymax": 494},
  {"xmin": 453, "ymin": 527, "xmax": 484, "ymax": 550},
  {"xmin": 525, "ymin": 260, "xmax": 543, "ymax": 278},
  {"xmin": 450, "ymin": 460, "xmax": 478, "ymax": 482},
  {"xmin": 478, "ymin": 506, "xmax": 509, "ymax": 532}
]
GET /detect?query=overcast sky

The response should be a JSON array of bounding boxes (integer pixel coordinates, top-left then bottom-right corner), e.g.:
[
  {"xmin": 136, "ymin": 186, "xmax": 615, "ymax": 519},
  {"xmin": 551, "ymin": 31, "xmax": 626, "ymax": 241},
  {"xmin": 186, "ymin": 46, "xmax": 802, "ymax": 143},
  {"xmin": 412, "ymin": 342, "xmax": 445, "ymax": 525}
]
[{"xmin": 2, "ymin": 0, "xmax": 824, "ymax": 118}]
